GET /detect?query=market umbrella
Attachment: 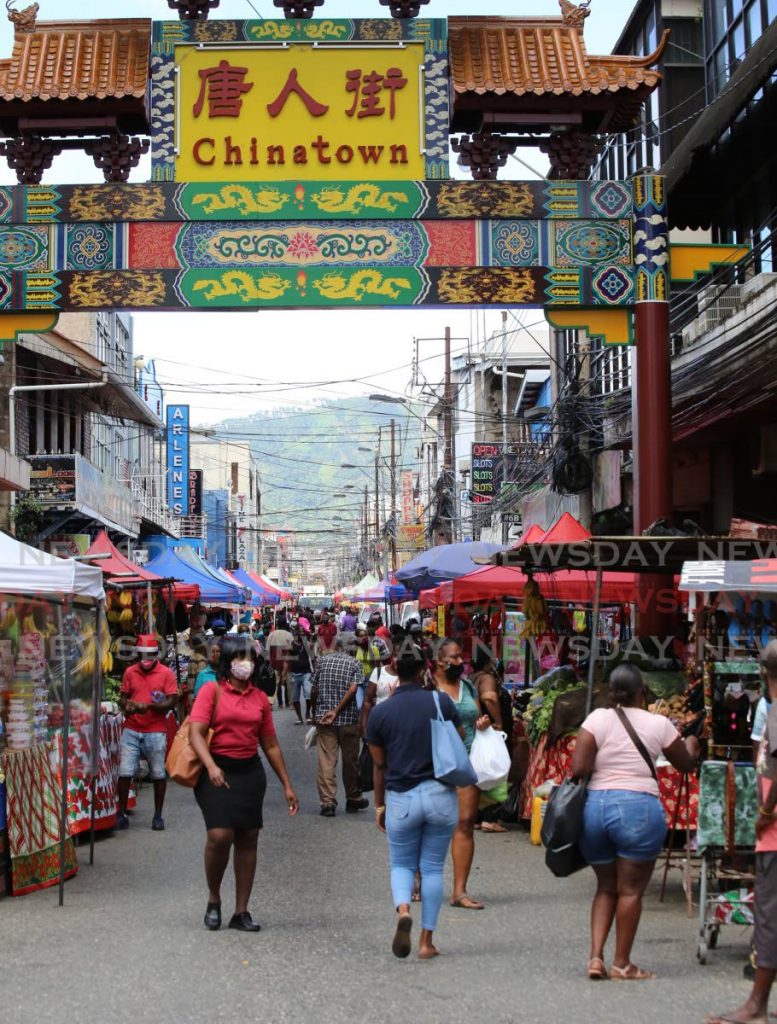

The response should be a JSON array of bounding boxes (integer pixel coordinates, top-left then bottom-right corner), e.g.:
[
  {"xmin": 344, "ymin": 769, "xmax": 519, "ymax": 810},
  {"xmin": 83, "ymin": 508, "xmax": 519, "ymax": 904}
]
[{"xmin": 394, "ymin": 541, "xmax": 507, "ymax": 594}]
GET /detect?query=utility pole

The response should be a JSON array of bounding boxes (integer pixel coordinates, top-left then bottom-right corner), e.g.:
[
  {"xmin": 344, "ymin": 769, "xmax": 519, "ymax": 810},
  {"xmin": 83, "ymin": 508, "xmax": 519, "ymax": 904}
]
[
  {"xmin": 363, "ymin": 485, "xmax": 369, "ymax": 568},
  {"xmin": 374, "ymin": 447, "xmax": 380, "ymax": 574},
  {"xmin": 390, "ymin": 417, "xmax": 397, "ymax": 573},
  {"xmin": 501, "ymin": 310, "xmax": 509, "ymax": 545},
  {"xmin": 443, "ymin": 324, "xmax": 455, "ymax": 543}
]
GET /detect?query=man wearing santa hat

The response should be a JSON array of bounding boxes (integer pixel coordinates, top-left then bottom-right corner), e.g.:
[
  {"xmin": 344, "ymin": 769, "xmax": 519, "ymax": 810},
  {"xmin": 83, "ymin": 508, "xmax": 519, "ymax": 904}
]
[{"xmin": 116, "ymin": 634, "xmax": 179, "ymax": 831}]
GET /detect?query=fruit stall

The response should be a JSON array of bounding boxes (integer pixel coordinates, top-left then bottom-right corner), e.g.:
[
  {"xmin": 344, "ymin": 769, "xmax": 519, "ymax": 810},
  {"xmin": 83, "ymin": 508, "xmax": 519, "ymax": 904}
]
[{"xmin": 0, "ymin": 530, "xmax": 105, "ymax": 902}]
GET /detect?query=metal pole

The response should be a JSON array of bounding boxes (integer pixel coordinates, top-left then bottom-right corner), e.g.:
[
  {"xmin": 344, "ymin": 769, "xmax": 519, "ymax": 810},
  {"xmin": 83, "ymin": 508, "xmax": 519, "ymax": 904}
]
[
  {"xmin": 390, "ymin": 418, "xmax": 397, "ymax": 573},
  {"xmin": 145, "ymin": 580, "xmax": 153, "ymax": 634},
  {"xmin": 88, "ymin": 601, "xmax": 102, "ymax": 867},
  {"xmin": 585, "ymin": 568, "xmax": 604, "ymax": 717},
  {"xmin": 57, "ymin": 598, "xmax": 72, "ymax": 907}
]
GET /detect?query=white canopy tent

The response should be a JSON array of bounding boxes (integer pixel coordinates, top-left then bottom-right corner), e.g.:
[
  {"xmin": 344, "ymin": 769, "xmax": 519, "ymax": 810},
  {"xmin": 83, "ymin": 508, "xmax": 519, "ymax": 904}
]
[{"xmin": 0, "ymin": 530, "xmax": 104, "ymax": 600}]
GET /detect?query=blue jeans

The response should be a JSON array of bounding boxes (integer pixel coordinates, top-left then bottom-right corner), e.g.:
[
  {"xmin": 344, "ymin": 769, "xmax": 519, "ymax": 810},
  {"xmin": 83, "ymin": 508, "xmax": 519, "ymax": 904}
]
[
  {"xmin": 385, "ymin": 780, "xmax": 458, "ymax": 931},
  {"xmin": 580, "ymin": 789, "xmax": 667, "ymax": 865}
]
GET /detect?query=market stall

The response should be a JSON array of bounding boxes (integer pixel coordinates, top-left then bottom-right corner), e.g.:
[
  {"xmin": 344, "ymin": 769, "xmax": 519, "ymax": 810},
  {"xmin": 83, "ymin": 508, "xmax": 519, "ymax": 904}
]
[{"xmin": 0, "ymin": 530, "xmax": 104, "ymax": 902}]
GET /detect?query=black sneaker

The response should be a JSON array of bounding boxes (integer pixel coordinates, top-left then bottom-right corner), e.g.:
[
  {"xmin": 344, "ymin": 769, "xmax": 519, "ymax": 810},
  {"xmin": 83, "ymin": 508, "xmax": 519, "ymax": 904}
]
[
  {"xmin": 320, "ymin": 804, "xmax": 336, "ymax": 817},
  {"xmin": 346, "ymin": 798, "xmax": 369, "ymax": 813},
  {"xmin": 116, "ymin": 813, "xmax": 129, "ymax": 830},
  {"xmin": 151, "ymin": 814, "xmax": 165, "ymax": 831}
]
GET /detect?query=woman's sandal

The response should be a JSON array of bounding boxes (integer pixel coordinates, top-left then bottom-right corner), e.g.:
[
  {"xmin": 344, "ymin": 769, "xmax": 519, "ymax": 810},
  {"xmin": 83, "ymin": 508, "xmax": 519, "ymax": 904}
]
[
  {"xmin": 481, "ymin": 821, "xmax": 507, "ymax": 833},
  {"xmin": 450, "ymin": 894, "xmax": 484, "ymax": 910},
  {"xmin": 609, "ymin": 963, "xmax": 656, "ymax": 981},
  {"xmin": 588, "ymin": 957, "xmax": 608, "ymax": 980},
  {"xmin": 391, "ymin": 913, "xmax": 413, "ymax": 959}
]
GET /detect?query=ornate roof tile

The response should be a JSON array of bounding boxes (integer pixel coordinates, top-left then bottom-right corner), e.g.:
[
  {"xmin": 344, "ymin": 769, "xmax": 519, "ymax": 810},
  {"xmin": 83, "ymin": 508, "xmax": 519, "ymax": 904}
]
[{"xmin": 0, "ymin": 18, "xmax": 151, "ymax": 102}]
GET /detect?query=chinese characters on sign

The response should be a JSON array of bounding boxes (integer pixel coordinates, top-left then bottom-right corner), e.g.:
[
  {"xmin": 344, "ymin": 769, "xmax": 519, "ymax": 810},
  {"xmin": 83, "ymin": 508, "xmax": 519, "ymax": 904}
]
[
  {"xmin": 167, "ymin": 405, "xmax": 190, "ymax": 516},
  {"xmin": 188, "ymin": 469, "xmax": 203, "ymax": 516},
  {"xmin": 177, "ymin": 46, "xmax": 424, "ymax": 182}
]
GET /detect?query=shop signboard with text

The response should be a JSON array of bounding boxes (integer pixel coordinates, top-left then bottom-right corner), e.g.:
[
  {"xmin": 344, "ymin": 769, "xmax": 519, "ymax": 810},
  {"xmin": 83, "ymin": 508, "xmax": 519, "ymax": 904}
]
[
  {"xmin": 151, "ymin": 19, "xmax": 449, "ymax": 183},
  {"xmin": 166, "ymin": 405, "xmax": 190, "ymax": 516},
  {"xmin": 29, "ymin": 455, "xmax": 138, "ymax": 536},
  {"xmin": 471, "ymin": 443, "xmax": 521, "ymax": 505}
]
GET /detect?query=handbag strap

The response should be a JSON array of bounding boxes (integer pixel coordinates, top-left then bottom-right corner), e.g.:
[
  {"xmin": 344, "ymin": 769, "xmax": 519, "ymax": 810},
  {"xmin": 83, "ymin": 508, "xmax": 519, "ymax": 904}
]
[
  {"xmin": 210, "ymin": 682, "xmax": 222, "ymax": 728},
  {"xmin": 432, "ymin": 689, "xmax": 445, "ymax": 722},
  {"xmin": 613, "ymin": 707, "xmax": 658, "ymax": 784}
]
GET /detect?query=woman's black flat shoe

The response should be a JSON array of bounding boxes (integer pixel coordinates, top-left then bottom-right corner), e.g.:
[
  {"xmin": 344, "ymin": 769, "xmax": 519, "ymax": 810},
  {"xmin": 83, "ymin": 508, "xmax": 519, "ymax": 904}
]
[
  {"xmin": 204, "ymin": 902, "xmax": 221, "ymax": 930},
  {"xmin": 228, "ymin": 912, "xmax": 261, "ymax": 932}
]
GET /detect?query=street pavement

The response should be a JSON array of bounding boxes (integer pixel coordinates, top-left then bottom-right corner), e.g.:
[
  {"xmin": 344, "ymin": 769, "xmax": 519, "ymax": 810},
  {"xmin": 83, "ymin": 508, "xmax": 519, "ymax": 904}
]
[{"xmin": 1, "ymin": 712, "xmax": 751, "ymax": 1024}]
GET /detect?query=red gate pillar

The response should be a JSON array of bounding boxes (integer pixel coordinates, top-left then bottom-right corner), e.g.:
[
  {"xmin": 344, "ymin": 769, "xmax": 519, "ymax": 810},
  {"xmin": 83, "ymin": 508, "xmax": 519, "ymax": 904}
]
[{"xmin": 632, "ymin": 174, "xmax": 674, "ymax": 637}]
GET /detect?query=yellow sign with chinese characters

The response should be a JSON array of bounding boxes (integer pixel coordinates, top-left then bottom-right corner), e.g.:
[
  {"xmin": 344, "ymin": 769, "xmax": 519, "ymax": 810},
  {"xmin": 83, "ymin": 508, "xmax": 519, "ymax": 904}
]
[{"xmin": 175, "ymin": 45, "xmax": 426, "ymax": 182}]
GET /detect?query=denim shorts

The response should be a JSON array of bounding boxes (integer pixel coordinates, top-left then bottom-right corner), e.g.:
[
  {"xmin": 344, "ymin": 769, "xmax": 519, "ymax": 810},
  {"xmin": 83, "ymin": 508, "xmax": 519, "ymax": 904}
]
[
  {"xmin": 580, "ymin": 789, "xmax": 667, "ymax": 865},
  {"xmin": 119, "ymin": 729, "xmax": 168, "ymax": 782},
  {"xmin": 291, "ymin": 672, "xmax": 312, "ymax": 702}
]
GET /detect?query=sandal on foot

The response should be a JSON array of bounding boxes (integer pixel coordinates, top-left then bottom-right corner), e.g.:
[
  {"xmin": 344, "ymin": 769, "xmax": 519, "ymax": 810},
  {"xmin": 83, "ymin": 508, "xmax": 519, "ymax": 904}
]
[
  {"xmin": 450, "ymin": 894, "xmax": 484, "ymax": 910},
  {"xmin": 609, "ymin": 963, "xmax": 655, "ymax": 981},
  {"xmin": 481, "ymin": 821, "xmax": 507, "ymax": 833},
  {"xmin": 705, "ymin": 1016, "xmax": 768, "ymax": 1024},
  {"xmin": 588, "ymin": 957, "xmax": 608, "ymax": 980},
  {"xmin": 392, "ymin": 913, "xmax": 413, "ymax": 959}
]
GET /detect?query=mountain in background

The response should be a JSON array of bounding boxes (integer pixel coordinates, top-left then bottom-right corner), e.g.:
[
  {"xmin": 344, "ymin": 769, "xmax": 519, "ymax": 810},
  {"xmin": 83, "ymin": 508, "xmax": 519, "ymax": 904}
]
[{"xmin": 208, "ymin": 396, "xmax": 421, "ymax": 531}]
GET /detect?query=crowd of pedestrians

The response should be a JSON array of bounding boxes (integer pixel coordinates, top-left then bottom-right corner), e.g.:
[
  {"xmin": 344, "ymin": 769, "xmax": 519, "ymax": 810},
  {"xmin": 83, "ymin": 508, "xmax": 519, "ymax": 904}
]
[{"xmin": 111, "ymin": 602, "xmax": 777, "ymax": 1020}]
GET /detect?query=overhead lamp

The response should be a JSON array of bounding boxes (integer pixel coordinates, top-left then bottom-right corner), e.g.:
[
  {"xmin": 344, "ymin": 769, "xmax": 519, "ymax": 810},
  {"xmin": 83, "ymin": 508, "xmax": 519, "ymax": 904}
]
[{"xmin": 368, "ymin": 394, "xmax": 407, "ymax": 404}]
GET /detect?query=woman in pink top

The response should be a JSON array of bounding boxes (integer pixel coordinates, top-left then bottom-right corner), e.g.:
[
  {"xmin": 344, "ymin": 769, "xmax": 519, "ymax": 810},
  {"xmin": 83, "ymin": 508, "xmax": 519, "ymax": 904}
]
[{"xmin": 571, "ymin": 664, "xmax": 699, "ymax": 981}]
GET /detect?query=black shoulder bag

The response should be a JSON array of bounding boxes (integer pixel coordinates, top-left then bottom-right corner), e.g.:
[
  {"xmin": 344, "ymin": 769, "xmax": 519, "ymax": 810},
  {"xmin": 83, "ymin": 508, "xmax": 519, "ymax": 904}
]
[{"xmin": 613, "ymin": 707, "xmax": 659, "ymax": 783}]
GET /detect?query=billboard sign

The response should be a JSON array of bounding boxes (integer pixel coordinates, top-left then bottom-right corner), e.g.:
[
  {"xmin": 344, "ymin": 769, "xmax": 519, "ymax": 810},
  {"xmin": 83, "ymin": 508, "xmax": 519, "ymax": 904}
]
[
  {"xmin": 188, "ymin": 469, "xmax": 203, "ymax": 516},
  {"xmin": 166, "ymin": 405, "xmax": 190, "ymax": 516},
  {"xmin": 471, "ymin": 442, "xmax": 521, "ymax": 504}
]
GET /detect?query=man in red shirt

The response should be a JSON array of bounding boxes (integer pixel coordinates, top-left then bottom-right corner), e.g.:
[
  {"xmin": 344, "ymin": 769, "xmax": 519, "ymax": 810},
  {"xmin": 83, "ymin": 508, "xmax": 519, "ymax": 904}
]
[
  {"xmin": 316, "ymin": 611, "xmax": 338, "ymax": 656},
  {"xmin": 117, "ymin": 634, "xmax": 179, "ymax": 832}
]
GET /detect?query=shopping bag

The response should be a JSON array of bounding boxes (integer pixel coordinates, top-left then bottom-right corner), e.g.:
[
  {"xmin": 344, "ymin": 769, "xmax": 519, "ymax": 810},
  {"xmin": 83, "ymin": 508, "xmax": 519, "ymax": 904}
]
[
  {"xmin": 304, "ymin": 725, "xmax": 318, "ymax": 750},
  {"xmin": 540, "ymin": 776, "xmax": 588, "ymax": 878},
  {"xmin": 498, "ymin": 784, "xmax": 521, "ymax": 824},
  {"xmin": 430, "ymin": 691, "xmax": 478, "ymax": 788},
  {"xmin": 357, "ymin": 742, "xmax": 374, "ymax": 793},
  {"xmin": 469, "ymin": 726, "xmax": 511, "ymax": 790}
]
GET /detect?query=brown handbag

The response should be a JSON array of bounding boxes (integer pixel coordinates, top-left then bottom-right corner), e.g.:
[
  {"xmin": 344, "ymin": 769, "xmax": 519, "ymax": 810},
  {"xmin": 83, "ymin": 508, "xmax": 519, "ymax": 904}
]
[{"xmin": 166, "ymin": 683, "xmax": 222, "ymax": 788}]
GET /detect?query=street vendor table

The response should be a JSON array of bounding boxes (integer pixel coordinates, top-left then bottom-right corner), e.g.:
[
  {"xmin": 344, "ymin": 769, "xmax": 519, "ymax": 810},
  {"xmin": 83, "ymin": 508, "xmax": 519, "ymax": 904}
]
[
  {"xmin": 522, "ymin": 734, "xmax": 699, "ymax": 830},
  {"xmin": 50, "ymin": 714, "xmax": 135, "ymax": 835},
  {"xmin": 1, "ymin": 744, "xmax": 78, "ymax": 896}
]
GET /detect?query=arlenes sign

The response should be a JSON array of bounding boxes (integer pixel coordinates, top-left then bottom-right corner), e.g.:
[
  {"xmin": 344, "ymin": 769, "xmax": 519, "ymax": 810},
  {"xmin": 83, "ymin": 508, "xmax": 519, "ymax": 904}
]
[
  {"xmin": 167, "ymin": 405, "xmax": 190, "ymax": 516},
  {"xmin": 175, "ymin": 45, "xmax": 426, "ymax": 182}
]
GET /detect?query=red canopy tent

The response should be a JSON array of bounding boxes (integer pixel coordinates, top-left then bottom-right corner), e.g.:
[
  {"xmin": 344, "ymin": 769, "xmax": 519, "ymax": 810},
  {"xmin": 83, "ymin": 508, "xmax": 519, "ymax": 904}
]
[
  {"xmin": 434, "ymin": 565, "xmax": 640, "ymax": 606},
  {"xmin": 246, "ymin": 570, "xmax": 291, "ymax": 602},
  {"xmin": 84, "ymin": 531, "xmax": 200, "ymax": 602},
  {"xmin": 512, "ymin": 523, "xmax": 546, "ymax": 548},
  {"xmin": 538, "ymin": 512, "xmax": 590, "ymax": 544}
]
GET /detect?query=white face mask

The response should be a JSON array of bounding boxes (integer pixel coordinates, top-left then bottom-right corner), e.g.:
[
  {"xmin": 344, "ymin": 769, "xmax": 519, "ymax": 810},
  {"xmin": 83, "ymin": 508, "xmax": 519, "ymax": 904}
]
[{"xmin": 230, "ymin": 659, "xmax": 253, "ymax": 682}]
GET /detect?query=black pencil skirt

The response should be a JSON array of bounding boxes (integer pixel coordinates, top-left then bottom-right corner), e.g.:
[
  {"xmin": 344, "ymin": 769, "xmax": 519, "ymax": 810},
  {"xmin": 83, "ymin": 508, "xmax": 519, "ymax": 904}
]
[{"xmin": 194, "ymin": 754, "xmax": 267, "ymax": 830}]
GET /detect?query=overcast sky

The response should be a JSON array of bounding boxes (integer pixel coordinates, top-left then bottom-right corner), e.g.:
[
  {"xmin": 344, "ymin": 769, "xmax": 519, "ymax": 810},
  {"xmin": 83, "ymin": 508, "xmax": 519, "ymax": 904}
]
[{"xmin": 0, "ymin": 0, "xmax": 632, "ymax": 425}]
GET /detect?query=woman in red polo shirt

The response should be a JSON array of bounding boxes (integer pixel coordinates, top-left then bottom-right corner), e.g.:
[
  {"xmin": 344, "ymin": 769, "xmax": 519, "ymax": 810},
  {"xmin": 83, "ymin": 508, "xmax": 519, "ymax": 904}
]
[{"xmin": 189, "ymin": 635, "xmax": 299, "ymax": 933}]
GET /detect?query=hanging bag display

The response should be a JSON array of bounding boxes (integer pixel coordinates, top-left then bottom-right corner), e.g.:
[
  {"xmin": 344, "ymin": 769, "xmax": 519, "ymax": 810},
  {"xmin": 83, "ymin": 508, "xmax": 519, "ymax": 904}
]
[
  {"xmin": 166, "ymin": 683, "xmax": 222, "ymax": 788},
  {"xmin": 430, "ymin": 691, "xmax": 478, "ymax": 788},
  {"xmin": 541, "ymin": 777, "xmax": 589, "ymax": 877}
]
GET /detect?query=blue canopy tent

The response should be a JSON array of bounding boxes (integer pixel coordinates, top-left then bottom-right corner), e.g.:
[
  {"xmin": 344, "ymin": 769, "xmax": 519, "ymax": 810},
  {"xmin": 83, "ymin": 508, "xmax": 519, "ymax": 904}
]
[
  {"xmin": 228, "ymin": 567, "xmax": 280, "ymax": 606},
  {"xmin": 394, "ymin": 541, "xmax": 508, "ymax": 594},
  {"xmin": 174, "ymin": 547, "xmax": 247, "ymax": 605},
  {"xmin": 144, "ymin": 548, "xmax": 242, "ymax": 605}
]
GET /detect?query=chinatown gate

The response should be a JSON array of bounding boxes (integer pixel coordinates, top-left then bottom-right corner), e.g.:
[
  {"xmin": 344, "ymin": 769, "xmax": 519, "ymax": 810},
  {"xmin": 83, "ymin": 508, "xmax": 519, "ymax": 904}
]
[{"xmin": 0, "ymin": 1, "xmax": 748, "ymax": 624}]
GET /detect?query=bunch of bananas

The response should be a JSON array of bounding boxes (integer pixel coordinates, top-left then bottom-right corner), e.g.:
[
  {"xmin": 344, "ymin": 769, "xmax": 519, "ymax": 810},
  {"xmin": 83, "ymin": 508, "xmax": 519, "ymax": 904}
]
[
  {"xmin": 0, "ymin": 607, "xmax": 17, "ymax": 631},
  {"xmin": 21, "ymin": 613, "xmax": 39, "ymax": 634},
  {"xmin": 520, "ymin": 580, "xmax": 549, "ymax": 639}
]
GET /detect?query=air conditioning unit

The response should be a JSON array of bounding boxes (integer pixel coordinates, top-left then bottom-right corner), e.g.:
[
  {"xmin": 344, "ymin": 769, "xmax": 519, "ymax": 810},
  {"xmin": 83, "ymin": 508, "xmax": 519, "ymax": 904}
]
[
  {"xmin": 696, "ymin": 284, "xmax": 743, "ymax": 334},
  {"xmin": 753, "ymin": 424, "xmax": 777, "ymax": 476}
]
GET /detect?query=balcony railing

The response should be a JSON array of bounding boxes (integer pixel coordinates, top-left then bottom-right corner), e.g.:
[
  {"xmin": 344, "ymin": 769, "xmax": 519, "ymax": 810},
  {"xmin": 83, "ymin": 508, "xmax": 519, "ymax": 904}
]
[{"xmin": 131, "ymin": 480, "xmax": 180, "ymax": 537}]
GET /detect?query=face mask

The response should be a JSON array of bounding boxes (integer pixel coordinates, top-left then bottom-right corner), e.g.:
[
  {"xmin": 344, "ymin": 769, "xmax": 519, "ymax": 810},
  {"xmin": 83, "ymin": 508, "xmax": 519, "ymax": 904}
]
[
  {"xmin": 230, "ymin": 659, "xmax": 253, "ymax": 682},
  {"xmin": 140, "ymin": 659, "xmax": 156, "ymax": 672},
  {"xmin": 444, "ymin": 663, "xmax": 464, "ymax": 682}
]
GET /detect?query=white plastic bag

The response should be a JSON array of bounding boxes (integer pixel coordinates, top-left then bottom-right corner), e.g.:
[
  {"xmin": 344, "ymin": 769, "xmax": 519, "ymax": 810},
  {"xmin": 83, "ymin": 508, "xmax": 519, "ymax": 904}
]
[
  {"xmin": 304, "ymin": 725, "xmax": 318, "ymax": 750},
  {"xmin": 469, "ymin": 726, "xmax": 510, "ymax": 790}
]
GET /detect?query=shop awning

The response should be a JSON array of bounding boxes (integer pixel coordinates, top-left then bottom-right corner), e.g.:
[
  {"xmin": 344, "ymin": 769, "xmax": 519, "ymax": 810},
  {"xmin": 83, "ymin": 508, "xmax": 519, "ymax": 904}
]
[
  {"xmin": 0, "ymin": 529, "xmax": 104, "ymax": 600},
  {"xmin": 512, "ymin": 524, "xmax": 546, "ymax": 548},
  {"xmin": 84, "ymin": 530, "xmax": 200, "ymax": 602},
  {"xmin": 249, "ymin": 572, "xmax": 291, "ymax": 601},
  {"xmin": 173, "ymin": 547, "xmax": 247, "ymax": 605},
  {"xmin": 144, "ymin": 548, "xmax": 239, "ymax": 605}
]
